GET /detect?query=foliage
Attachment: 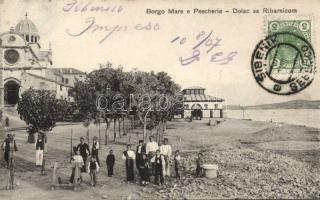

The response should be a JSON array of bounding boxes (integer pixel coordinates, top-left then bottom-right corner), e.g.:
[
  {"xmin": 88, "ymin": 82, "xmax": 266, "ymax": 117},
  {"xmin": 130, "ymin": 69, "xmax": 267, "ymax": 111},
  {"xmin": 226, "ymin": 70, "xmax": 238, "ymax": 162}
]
[
  {"xmin": 71, "ymin": 62, "xmax": 182, "ymax": 140},
  {"xmin": 17, "ymin": 89, "xmax": 60, "ymax": 133}
]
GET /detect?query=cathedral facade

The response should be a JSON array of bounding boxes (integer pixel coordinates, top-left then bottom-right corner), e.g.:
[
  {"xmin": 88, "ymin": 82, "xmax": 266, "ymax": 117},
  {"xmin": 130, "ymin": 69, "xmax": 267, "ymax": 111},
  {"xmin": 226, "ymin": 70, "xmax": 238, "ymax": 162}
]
[{"xmin": 0, "ymin": 14, "xmax": 85, "ymax": 106}]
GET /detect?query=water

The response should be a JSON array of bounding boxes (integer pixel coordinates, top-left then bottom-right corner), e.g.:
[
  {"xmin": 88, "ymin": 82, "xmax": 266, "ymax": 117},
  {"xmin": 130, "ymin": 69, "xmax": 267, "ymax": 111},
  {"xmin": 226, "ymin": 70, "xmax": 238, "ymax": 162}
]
[{"xmin": 226, "ymin": 109, "xmax": 320, "ymax": 128}]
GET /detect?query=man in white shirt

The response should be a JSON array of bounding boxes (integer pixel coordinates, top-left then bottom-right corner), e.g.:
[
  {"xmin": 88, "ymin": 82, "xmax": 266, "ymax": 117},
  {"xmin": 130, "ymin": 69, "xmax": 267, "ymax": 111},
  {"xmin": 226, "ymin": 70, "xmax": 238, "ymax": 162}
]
[
  {"xmin": 146, "ymin": 136, "xmax": 159, "ymax": 176},
  {"xmin": 160, "ymin": 138, "xmax": 172, "ymax": 177},
  {"xmin": 122, "ymin": 144, "xmax": 136, "ymax": 182}
]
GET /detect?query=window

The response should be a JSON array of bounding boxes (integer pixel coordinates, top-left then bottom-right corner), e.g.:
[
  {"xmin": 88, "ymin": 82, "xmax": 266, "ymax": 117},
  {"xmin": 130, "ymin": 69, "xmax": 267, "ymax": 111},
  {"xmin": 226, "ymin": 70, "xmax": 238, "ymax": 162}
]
[
  {"xmin": 195, "ymin": 89, "xmax": 199, "ymax": 95},
  {"xmin": 62, "ymin": 77, "xmax": 64, "ymax": 83},
  {"xmin": 200, "ymin": 90, "xmax": 204, "ymax": 95},
  {"xmin": 190, "ymin": 90, "xmax": 195, "ymax": 95},
  {"xmin": 39, "ymin": 82, "xmax": 45, "ymax": 89},
  {"xmin": 26, "ymin": 35, "xmax": 29, "ymax": 42},
  {"xmin": 214, "ymin": 104, "xmax": 218, "ymax": 109},
  {"xmin": 60, "ymin": 85, "xmax": 63, "ymax": 91},
  {"xmin": 31, "ymin": 36, "xmax": 34, "ymax": 43},
  {"xmin": 204, "ymin": 104, "xmax": 208, "ymax": 109},
  {"xmin": 185, "ymin": 90, "xmax": 190, "ymax": 95},
  {"xmin": 65, "ymin": 78, "xmax": 69, "ymax": 84}
]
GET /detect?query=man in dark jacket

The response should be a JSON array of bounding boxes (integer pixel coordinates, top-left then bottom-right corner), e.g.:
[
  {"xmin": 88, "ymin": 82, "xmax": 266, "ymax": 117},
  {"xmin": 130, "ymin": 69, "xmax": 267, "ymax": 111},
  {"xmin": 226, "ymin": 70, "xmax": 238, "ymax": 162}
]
[
  {"xmin": 1, "ymin": 134, "xmax": 18, "ymax": 166},
  {"xmin": 77, "ymin": 137, "xmax": 90, "ymax": 172},
  {"xmin": 136, "ymin": 140, "xmax": 146, "ymax": 181}
]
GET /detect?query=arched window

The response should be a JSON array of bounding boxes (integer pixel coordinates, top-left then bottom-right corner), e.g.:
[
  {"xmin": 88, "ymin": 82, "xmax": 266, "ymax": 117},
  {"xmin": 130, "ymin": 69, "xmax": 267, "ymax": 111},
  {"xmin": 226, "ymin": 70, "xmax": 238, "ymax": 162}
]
[
  {"xmin": 35, "ymin": 37, "xmax": 37, "ymax": 42},
  {"xmin": 31, "ymin": 35, "xmax": 34, "ymax": 42},
  {"xmin": 26, "ymin": 35, "xmax": 29, "ymax": 42}
]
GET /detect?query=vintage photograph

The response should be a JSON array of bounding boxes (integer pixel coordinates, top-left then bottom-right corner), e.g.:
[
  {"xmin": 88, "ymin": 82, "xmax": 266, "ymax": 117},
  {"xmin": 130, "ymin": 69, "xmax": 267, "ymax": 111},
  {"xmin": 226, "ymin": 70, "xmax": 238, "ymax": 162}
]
[{"xmin": 0, "ymin": 0, "xmax": 319, "ymax": 199}]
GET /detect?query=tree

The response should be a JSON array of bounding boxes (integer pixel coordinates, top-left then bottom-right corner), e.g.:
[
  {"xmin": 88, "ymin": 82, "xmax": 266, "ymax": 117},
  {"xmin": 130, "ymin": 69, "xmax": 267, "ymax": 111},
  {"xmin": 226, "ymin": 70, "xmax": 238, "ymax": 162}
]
[
  {"xmin": 17, "ymin": 88, "xmax": 60, "ymax": 175},
  {"xmin": 17, "ymin": 89, "xmax": 60, "ymax": 143},
  {"xmin": 131, "ymin": 70, "xmax": 181, "ymax": 142}
]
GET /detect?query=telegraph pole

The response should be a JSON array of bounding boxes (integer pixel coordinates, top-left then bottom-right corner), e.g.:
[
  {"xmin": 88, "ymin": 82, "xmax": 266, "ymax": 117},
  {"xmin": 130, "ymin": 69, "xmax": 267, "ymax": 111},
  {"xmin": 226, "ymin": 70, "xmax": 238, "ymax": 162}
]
[
  {"xmin": 0, "ymin": 38, "xmax": 3, "ymax": 118},
  {"xmin": 0, "ymin": 39, "xmax": 4, "ymax": 145}
]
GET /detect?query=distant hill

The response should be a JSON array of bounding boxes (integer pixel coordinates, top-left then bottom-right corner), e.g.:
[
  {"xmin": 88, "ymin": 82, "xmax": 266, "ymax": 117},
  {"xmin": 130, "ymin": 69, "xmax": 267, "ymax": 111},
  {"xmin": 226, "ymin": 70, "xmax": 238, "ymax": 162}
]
[{"xmin": 226, "ymin": 100, "xmax": 320, "ymax": 110}]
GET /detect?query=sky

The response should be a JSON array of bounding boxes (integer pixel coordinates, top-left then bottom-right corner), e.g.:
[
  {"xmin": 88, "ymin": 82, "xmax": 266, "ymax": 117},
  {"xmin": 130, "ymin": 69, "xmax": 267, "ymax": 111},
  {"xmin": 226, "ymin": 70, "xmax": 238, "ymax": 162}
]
[{"xmin": 1, "ymin": 0, "xmax": 319, "ymax": 105}]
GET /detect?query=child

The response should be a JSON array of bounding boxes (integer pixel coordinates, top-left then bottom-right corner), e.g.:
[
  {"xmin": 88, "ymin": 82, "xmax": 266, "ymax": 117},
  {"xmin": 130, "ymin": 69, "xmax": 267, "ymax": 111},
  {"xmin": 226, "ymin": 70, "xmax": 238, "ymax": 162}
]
[
  {"xmin": 69, "ymin": 149, "xmax": 84, "ymax": 184},
  {"xmin": 139, "ymin": 153, "xmax": 149, "ymax": 186},
  {"xmin": 88, "ymin": 156, "xmax": 100, "ymax": 186},
  {"xmin": 196, "ymin": 153, "xmax": 204, "ymax": 177},
  {"xmin": 151, "ymin": 149, "xmax": 165, "ymax": 185},
  {"xmin": 174, "ymin": 150, "xmax": 181, "ymax": 179},
  {"xmin": 106, "ymin": 149, "xmax": 115, "ymax": 177}
]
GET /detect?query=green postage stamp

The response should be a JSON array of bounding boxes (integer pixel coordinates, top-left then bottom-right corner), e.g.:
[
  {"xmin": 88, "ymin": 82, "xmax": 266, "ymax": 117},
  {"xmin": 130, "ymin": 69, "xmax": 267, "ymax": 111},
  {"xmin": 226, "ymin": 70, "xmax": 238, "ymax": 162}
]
[{"xmin": 251, "ymin": 19, "xmax": 316, "ymax": 95}]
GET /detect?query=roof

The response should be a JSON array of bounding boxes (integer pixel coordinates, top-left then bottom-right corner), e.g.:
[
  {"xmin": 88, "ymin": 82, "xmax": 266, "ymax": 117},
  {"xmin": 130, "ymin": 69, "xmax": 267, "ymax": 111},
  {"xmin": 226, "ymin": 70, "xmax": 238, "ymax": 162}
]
[
  {"xmin": 15, "ymin": 14, "xmax": 39, "ymax": 37},
  {"xmin": 52, "ymin": 68, "xmax": 86, "ymax": 75},
  {"xmin": 23, "ymin": 72, "xmax": 71, "ymax": 88},
  {"xmin": 183, "ymin": 94, "xmax": 224, "ymax": 102},
  {"xmin": 183, "ymin": 86, "xmax": 206, "ymax": 90}
]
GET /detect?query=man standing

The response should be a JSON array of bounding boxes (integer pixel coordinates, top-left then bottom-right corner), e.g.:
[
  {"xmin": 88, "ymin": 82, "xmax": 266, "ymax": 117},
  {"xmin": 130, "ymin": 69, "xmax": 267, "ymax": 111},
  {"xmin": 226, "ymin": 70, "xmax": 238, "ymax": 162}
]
[
  {"xmin": 1, "ymin": 134, "xmax": 18, "ymax": 166},
  {"xmin": 122, "ymin": 144, "xmax": 136, "ymax": 182},
  {"xmin": 91, "ymin": 136, "xmax": 100, "ymax": 165},
  {"xmin": 146, "ymin": 136, "xmax": 158, "ymax": 176},
  {"xmin": 35, "ymin": 133, "xmax": 45, "ymax": 167},
  {"xmin": 160, "ymin": 138, "xmax": 172, "ymax": 177},
  {"xmin": 151, "ymin": 149, "xmax": 165, "ymax": 186},
  {"xmin": 106, "ymin": 149, "xmax": 115, "ymax": 177},
  {"xmin": 77, "ymin": 137, "xmax": 90, "ymax": 173},
  {"xmin": 136, "ymin": 140, "xmax": 146, "ymax": 181}
]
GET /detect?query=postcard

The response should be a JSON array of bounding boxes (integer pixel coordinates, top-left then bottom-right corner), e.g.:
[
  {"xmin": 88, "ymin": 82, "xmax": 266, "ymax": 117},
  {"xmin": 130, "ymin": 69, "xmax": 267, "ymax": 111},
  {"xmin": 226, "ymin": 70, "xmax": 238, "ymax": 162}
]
[{"xmin": 0, "ymin": 0, "xmax": 319, "ymax": 199}]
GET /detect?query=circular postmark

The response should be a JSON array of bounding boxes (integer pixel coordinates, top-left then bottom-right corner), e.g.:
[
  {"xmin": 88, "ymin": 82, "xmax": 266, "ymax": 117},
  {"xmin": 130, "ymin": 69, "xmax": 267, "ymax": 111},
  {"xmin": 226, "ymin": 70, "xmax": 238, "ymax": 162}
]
[{"xmin": 251, "ymin": 32, "xmax": 315, "ymax": 95}]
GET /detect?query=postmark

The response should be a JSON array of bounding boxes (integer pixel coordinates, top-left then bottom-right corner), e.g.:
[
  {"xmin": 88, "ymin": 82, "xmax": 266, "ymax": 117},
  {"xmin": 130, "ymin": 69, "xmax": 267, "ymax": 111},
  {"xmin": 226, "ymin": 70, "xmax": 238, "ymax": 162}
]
[{"xmin": 252, "ymin": 20, "xmax": 316, "ymax": 95}]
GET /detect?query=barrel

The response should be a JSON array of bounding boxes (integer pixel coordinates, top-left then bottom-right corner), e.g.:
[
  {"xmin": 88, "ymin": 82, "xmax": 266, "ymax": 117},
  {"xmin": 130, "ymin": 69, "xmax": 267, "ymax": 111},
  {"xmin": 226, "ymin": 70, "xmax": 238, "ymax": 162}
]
[{"xmin": 202, "ymin": 164, "xmax": 218, "ymax": 179}]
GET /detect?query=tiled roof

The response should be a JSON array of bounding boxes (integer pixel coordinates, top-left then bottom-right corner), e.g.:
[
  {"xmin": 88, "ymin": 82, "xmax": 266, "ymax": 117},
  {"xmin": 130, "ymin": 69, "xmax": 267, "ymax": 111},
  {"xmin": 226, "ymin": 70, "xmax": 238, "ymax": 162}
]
[
  {"xmin": 183, "ymin": 94, "xmax": 224, "ymax": 102},
  {"xmin": 52, "ymin": 68, "xmax": 86, "ymax": 75},
  {"xmin": 24, "ymin": 72, "xmax": 71, "ymax": 87},
  {"xmin": 183, "ymin": 86, "xmax": 205, "ymax": 90}
]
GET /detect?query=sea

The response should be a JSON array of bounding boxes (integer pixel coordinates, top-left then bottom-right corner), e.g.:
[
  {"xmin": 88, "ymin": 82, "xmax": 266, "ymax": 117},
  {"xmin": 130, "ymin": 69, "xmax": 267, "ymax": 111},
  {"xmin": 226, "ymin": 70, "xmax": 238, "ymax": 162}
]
[{"xmin": 226, "ymin": 109, "xmax": 320, "ymax": 129}]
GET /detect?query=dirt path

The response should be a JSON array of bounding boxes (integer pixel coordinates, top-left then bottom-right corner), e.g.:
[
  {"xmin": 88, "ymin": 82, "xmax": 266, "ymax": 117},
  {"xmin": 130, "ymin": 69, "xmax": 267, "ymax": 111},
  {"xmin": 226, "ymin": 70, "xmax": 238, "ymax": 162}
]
[{"xmin": 0, "ymin": 118, "xmax": 319, "ymax": 199}]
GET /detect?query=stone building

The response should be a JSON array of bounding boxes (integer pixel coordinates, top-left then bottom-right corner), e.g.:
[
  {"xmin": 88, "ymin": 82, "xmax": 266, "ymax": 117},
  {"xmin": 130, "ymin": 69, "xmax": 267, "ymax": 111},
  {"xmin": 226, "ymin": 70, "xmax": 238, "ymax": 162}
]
[
  {"xmin": 182, "ymin": 86, "xmax": 225, "ymax": 119},
  {"xmin": 0, "ymin": 14, "xmax": 85, "ymax": 106}
]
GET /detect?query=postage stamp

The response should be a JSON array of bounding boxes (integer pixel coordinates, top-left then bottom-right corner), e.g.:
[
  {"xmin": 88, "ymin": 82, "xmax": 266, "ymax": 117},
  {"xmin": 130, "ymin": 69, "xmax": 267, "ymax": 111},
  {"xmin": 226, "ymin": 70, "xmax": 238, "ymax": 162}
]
[{"xmin": 252, "ymin": 20, "xmax": 316, "ymax": 95}]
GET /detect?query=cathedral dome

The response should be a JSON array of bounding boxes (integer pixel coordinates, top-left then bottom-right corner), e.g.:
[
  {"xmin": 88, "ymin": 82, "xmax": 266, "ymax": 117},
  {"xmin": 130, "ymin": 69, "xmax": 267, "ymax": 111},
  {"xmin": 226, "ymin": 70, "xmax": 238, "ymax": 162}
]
[{"xmin": 14, "ymin": 13, "xmax": 40, "ymax": 43}]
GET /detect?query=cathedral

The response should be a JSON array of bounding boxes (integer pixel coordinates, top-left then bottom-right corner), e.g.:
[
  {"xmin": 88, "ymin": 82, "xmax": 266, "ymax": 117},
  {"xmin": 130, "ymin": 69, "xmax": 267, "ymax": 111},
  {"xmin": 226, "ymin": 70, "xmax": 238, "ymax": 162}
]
[{"xmin": 0, "ymin": 14, "xmax": 86, "ymax": 106}]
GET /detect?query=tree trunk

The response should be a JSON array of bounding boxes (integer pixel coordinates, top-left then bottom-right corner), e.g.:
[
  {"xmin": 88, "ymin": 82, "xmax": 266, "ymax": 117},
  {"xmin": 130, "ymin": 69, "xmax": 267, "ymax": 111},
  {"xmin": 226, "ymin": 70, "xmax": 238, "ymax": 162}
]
[
  {"xmin": 86, "ymin": 128, "xmax": 90, "ymax": 144},
  {"xmin": 113, "ymin": 118, "xmax": 116, "ymax": 141},
  {"xmin": 143, "ymin": 118, "xmax": 147, "ymax": 142},
  {"xmin": 118, "ymin": 118, "xmax": 121, "ymax": 138},
  {"xmin": 98, "ymin": 123, "xmax": 101, "ymax": 146},
  {"xmin": 123, "ymin": 117, "xmax": 126, "ymax": 136},
  {"xmin": 104, "ymin": 119, "xmax": 109, "ymax": 145}
]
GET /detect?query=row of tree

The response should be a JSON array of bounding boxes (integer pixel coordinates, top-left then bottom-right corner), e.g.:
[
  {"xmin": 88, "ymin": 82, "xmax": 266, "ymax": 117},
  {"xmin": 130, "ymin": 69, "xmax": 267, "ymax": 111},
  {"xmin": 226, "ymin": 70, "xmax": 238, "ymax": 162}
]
[{"xmin": 17, "ymin": 63, "xmax": 182, "ymax": 143}]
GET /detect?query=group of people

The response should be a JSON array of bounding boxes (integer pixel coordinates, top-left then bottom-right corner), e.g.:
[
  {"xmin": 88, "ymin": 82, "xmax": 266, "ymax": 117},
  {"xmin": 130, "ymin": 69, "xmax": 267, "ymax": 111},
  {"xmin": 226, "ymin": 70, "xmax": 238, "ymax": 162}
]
[
  {"xmin": 122, "ymin": 136, "xmax": 182, "ymax": 186},
  {"xmin": 1, "ymin": 133, "xmax": 206, "ymax": 187},
  {"xmin": 69, "ymin": 136, "xmax": 101, "ymax": 186},
  {"xmin": 69, "ymin": 135, "xmax": 184, "ymax": 187}
]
